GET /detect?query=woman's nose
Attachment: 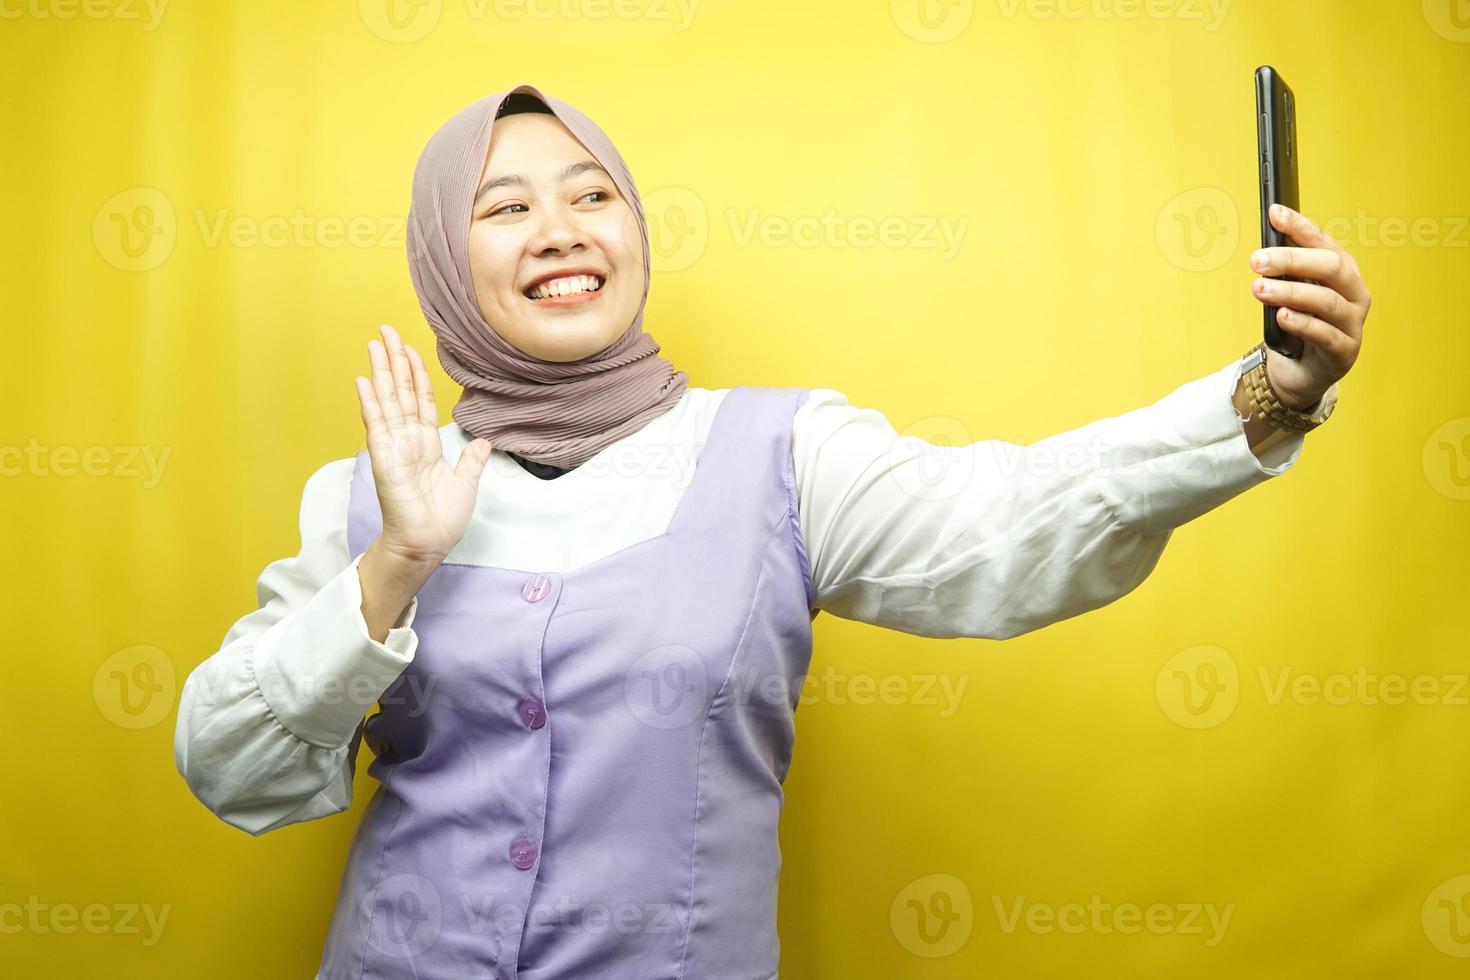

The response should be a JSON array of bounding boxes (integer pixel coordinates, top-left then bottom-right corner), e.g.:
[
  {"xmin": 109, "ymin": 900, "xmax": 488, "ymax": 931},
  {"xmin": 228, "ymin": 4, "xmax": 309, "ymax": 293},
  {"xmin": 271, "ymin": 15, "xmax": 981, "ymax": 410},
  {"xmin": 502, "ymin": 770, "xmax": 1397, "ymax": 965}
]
[{"xmin": 528, "ymin": 204, "xmax": 586, "ymax": 254}]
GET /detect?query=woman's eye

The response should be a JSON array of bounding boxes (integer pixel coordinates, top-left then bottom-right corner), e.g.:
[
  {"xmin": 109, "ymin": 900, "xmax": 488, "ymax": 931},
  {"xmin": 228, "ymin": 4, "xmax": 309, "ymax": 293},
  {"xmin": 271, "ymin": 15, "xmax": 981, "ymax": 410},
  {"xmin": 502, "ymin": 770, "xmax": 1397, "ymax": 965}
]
[{"xmin": 486, "ymin": 191, "xmax": 606, "ymax": 218}]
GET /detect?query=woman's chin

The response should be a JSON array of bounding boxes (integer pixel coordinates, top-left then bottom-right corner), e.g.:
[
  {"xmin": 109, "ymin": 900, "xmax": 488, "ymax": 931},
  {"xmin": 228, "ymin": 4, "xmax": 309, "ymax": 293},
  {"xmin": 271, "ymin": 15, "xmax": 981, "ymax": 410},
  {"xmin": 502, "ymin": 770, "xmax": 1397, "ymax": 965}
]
[{"xmin": 518, "ymin": 323, "xmax": 626, "ymax": 362}]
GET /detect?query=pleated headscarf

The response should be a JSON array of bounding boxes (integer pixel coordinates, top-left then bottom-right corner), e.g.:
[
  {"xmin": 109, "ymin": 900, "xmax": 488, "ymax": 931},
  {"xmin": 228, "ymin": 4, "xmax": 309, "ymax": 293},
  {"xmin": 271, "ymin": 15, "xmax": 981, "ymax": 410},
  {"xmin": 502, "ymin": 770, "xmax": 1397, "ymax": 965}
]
[{"xmin": 406, "ymin": 83, "xmax": 689, "ymax": 469}]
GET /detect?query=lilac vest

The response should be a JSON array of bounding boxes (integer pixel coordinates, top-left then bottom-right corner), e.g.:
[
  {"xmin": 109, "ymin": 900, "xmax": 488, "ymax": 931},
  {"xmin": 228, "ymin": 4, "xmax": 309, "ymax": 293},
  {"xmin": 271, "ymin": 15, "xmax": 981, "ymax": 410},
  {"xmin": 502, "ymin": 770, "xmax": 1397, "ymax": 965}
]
[{"xmin": 317, "ymin": 386, "xmax": 817, "ymax": 980}]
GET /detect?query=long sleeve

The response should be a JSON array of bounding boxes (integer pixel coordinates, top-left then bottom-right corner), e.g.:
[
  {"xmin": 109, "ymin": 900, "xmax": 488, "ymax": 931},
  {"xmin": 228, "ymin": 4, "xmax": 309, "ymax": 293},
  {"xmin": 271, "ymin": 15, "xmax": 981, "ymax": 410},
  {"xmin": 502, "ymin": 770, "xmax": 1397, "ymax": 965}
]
[
  {"xmin": 173, "ymin": 458, "xmax": 420, "ymax": 837},
  {"xmin": 792, "ymin": 357, "xmax": 1337, "ymax": 640}
]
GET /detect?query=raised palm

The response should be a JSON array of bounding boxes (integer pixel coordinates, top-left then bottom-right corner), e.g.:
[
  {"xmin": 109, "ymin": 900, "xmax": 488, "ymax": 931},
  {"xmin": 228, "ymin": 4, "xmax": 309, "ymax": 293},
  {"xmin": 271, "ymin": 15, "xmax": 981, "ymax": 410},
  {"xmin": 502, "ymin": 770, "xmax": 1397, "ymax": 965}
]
[{"xmin": 354, "ymin": 324, "xmax": 493, "ymax": 566}]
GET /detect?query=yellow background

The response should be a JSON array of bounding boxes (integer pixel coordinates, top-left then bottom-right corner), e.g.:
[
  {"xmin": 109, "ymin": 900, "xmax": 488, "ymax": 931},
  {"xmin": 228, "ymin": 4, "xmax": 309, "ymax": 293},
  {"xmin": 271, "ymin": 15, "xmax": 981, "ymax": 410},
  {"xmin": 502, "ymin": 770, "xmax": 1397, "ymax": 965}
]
[{"xmin": 3, "ymin": 0, "xmax": 1468, "ymax": 975}]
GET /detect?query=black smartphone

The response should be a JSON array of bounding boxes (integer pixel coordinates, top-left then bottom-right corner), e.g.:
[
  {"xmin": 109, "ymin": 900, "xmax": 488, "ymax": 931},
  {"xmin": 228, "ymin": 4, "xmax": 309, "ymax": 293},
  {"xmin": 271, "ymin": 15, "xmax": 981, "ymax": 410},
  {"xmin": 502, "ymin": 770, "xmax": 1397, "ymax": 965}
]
[{"xmin": 1255, "ymin": 65, "xmax": 1304, "ymax": 359}]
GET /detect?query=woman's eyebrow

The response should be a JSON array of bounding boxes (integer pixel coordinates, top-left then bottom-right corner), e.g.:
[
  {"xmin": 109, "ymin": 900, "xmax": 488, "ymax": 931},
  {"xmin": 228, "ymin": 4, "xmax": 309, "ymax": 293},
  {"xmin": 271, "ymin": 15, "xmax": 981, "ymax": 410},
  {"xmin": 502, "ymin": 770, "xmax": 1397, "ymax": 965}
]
[{"xmin": 474, "ymin": 160, "xmax": 611, "ymax": 207}]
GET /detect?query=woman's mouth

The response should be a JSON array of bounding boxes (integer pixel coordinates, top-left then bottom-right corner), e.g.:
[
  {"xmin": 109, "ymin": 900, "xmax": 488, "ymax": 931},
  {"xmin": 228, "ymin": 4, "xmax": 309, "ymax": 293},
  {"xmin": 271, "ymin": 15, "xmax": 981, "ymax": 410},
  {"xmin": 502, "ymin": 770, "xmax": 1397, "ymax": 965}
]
[{"xmin": 523, "ymin": 273, "xmax": 606, "ymax": 307}]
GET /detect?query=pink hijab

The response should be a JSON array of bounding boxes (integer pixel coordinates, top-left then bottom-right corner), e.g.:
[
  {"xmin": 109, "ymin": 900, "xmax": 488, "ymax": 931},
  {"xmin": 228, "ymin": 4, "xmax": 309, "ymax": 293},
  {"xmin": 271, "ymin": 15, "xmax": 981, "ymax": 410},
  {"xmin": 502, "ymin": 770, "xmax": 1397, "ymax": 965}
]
[{"xmin": 406, "ymin": 83, "xmax": 689, "ymax": 469}]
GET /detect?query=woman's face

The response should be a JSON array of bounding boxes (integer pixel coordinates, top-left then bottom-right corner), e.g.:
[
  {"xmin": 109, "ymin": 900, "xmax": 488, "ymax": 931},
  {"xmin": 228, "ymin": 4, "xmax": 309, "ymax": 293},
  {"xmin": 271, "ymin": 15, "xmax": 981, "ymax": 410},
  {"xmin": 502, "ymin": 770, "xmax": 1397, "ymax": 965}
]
[{"xmin": 468, "ymin": 112, "xmax": 645, "ymax": 362}]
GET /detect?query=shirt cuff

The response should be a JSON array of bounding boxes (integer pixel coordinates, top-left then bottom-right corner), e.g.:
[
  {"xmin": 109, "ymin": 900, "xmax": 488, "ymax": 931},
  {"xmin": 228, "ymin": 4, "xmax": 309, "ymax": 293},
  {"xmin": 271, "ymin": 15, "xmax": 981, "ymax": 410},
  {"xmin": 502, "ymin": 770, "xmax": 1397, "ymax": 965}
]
[
  {"xmin": 1090, "ymin": 358, "xmax": 1326, "ymax": 534},
  {"xmin": 249, "ymin": 552, "xmax": 419, "ymax": 750}
]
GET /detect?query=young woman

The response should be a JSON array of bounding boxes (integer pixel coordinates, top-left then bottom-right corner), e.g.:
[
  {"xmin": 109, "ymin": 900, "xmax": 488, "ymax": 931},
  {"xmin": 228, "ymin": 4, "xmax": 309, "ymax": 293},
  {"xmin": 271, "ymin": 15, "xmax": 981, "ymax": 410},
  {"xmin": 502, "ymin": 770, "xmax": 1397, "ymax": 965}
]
[{"xmin": 174, "ymin": 84, "xmax": 1369, "ymax": 980}]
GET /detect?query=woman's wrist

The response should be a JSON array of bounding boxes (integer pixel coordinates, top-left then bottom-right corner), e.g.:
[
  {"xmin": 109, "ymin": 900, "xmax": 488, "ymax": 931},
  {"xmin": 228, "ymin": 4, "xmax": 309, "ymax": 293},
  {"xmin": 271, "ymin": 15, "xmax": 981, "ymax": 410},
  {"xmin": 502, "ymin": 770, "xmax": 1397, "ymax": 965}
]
[{"xmin": 358, "ymin": 539, "xmax": 439, "ymax": 643}]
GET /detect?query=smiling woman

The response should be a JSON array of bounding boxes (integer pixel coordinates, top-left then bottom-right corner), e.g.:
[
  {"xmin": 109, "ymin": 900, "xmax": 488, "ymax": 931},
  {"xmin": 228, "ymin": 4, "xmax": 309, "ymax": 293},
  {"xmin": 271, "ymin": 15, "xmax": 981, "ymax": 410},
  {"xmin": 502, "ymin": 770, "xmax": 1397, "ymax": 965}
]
[
  {"xmin": 405, "ymin": 84, "xmax": 688, "ymax": 472},
  {"xmin": 467, "ymin": 98, "xmax": 642, "ymax": 364},
  {"xmin": 174, "ymin": 80, "xmax": 1367, "ymax": 980}
]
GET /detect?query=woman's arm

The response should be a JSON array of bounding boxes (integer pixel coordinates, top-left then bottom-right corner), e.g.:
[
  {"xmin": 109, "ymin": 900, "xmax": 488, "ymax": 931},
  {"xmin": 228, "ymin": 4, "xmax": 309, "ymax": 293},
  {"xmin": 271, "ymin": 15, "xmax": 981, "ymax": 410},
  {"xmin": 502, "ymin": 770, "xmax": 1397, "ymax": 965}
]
[
  {"xmin": 792, "ymin": 356, "xmax": 1316, "ymax": 641},
  {"xmin": 173, "ymin": 458, "xmax": 419, "ymax": 836},
  {"xmin": 792, "ymin": 205, "xmax": 1368, "ymax": 642}
]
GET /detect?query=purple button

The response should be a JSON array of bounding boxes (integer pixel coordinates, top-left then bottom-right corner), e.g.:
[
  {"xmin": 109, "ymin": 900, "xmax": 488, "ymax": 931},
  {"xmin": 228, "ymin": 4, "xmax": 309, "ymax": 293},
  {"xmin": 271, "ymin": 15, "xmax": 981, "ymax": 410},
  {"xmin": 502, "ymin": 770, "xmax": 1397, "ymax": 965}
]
[
  {"xmin": 518, "ymin": 696, "xmax": 547, "ymax": 730},
  {"xmin": 509, "ymin": 836, "xmax": 539, "ymax": 870},
  {"xmin": 522, "ymin": 575, "xmax": 551, "ymax": 603}
]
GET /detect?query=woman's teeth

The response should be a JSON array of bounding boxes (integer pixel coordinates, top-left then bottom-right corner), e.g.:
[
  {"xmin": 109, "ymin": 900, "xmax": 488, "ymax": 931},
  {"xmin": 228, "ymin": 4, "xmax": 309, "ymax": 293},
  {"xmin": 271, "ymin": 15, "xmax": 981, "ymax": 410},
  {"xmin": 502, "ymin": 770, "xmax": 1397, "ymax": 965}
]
[{"xmin": 527, "ymin": 275, "xmax": 604, "ymax": 300}]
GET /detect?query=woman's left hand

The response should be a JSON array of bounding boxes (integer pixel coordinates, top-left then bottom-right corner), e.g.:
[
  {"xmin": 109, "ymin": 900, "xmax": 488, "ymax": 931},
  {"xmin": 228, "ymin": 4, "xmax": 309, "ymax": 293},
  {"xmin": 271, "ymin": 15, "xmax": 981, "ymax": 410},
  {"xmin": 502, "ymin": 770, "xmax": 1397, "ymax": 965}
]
[{"xmin": 1249, "ymin": 203, "xmax": 1372, "ymax": 410}]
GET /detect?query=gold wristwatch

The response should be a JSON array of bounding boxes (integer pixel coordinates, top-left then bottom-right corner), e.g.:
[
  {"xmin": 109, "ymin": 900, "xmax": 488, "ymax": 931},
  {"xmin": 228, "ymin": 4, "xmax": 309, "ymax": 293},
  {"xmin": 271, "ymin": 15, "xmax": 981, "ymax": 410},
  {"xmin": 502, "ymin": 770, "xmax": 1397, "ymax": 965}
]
[{"xmin": 1238, "ymin": 342, "xmax": 1336, "ymax": 434}]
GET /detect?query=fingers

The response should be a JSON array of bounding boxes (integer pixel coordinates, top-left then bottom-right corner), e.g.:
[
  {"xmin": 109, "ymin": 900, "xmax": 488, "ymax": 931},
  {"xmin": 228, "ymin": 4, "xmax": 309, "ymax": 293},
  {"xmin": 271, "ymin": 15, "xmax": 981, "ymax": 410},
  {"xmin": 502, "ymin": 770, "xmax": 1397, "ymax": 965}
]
[
  {"xmin": 367, "ymin": 333, "xmax": 403, "ymax": 429},
  {"xmin": 1260, "ymin": 205, "xmax": 1371, "ymax": 306},
  {"xmin": 1268, "ymin": 203, "xmax": 1340, "ymax": 251},
  {"xmin": 455, "ymin": 437, "xmax": 494, "ymax": 485},
  {"xmin": 378, "ymin": 325, "xmax": 419, "ymax": 423},
  {"xmin": 1251, "ymin": 276, "xmax": 1356, "ymax": 335},
  {"xmin": 355, "ymin": 375, "xmax": 384, "ymax": 437},
  {"xmin": 1273, "ymin": 305, "xmax": 1354, "ymax": 362},
  {"xmin": 405, "ymin": 343, "xmax": 438, "ymax": 428}
]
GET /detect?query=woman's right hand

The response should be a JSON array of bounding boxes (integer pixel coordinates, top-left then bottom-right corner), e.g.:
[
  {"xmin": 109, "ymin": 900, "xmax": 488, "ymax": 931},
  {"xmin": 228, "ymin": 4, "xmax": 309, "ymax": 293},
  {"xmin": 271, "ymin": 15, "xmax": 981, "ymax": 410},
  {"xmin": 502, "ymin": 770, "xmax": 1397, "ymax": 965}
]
[{"xmin": 354, "ymin": 324, "xmax": 494, "ymax": 568}]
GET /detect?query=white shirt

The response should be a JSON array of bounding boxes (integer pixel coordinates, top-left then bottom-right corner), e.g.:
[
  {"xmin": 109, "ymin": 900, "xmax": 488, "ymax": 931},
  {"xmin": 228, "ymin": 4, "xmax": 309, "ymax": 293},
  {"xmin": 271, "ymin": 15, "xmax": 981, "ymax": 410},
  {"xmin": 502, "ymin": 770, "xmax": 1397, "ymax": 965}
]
[{"xmin": 174, "ymin": 359, "xmax": 1335, "ymax": 837}]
